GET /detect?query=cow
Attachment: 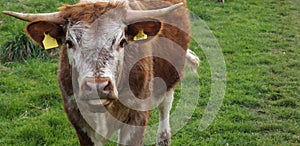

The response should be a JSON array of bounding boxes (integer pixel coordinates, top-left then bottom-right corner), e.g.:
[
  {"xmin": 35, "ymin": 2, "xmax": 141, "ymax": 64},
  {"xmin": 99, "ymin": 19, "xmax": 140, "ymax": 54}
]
[{"xmin": 3, "ymin": 0, "xmax": 199, "ymax": 145}]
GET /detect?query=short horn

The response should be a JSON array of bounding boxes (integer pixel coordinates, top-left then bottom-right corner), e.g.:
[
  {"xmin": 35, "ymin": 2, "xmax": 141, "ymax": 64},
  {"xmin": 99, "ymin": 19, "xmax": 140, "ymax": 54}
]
[
  {"xmin": 126, "ymin": 2, "xmax": 184, "ymax": 22},
  {"xmin": 2, "ymin": 11, "xmax": 64, "ymax": 23}
]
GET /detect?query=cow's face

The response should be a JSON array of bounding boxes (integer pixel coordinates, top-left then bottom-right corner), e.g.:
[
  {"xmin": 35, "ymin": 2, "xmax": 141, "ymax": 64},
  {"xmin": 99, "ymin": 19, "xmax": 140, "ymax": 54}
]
[
  {"xmin": 60, "ymin": 4, "xmax": 163, "ymax": 106},
  {"xmin": 65, "ymin": 9, "xmax": 127, "ymax": 101}
]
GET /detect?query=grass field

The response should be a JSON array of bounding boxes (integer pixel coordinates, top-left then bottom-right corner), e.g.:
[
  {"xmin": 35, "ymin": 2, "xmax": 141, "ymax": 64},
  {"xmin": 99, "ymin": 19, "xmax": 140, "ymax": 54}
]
[{"xmin": 0, "ymin": 0, "xmax": 299, "ymax": 145}]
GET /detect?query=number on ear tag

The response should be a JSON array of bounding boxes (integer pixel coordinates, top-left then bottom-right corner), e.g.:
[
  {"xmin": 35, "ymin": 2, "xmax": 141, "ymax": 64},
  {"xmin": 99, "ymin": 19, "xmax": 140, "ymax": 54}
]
[
  {"xmin": 42, "ymin": 33, "xmax": 59, "ymax": 50},
  {"xmin": 133, "ymin": 29, "xmax": 148, "ymax": 41}
]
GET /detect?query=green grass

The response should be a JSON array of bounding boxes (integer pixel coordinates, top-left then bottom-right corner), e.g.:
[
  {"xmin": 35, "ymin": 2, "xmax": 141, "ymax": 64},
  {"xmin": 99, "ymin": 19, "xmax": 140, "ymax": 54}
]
[{"xmin": 1, "ymin": 0, "xmax": 299, "ymax": 145}]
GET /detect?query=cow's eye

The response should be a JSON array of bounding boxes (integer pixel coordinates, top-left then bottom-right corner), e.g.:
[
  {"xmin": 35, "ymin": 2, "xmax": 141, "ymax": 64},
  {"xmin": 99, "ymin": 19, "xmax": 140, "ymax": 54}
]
[
  {"xmin": 119, "ymin": 39, "xmax": 127, "ymax": 48},
  {"xmin": 66, "ymin": 40, "xmax": 74, "ymax": 49}
]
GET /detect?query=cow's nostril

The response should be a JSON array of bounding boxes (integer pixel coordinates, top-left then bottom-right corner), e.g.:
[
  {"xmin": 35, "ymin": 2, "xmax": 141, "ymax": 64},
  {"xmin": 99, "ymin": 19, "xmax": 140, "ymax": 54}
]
[
  {"xmin": 103, "ymin": 82, "xmax": 112, "ymax": 93},
  {"xmin": 82, "ymin": 77, "xmax": 113, "ymax": 97},
  {"xmin": 86, "ymin": 81, "xmax": 108, "ymax": 91}
]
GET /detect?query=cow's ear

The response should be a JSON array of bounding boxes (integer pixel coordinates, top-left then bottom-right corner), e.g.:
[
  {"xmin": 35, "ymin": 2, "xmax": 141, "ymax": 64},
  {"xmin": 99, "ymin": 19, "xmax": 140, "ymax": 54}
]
[
  {"xmin": 26, "ymin": 21, "xmax": 65, "ymax": 48},
  {"xmin": 126, "ymin": 19, "xmax": 161, "ymax": 43}
]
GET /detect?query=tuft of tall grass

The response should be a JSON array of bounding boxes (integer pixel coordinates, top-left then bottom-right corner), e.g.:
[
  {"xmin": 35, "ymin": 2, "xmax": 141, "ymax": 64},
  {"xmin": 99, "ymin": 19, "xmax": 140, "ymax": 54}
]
[{"xmin": 0, "ymin": 32, "xmax": 58, "ymax": 62}]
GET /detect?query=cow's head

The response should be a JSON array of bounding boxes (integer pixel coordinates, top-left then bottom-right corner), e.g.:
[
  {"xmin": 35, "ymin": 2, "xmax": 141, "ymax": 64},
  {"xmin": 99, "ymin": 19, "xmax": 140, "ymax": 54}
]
[{"xmin": 3, "ymin": 2, "xmax": 183, "ymax": 110}]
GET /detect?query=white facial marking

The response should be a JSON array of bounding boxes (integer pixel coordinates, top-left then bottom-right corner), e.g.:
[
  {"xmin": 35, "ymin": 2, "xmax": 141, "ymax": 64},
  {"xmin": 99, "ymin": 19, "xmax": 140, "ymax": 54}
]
[{"xmin": 66, "ymin": 10, "xmax": 126, "ymax": 98}]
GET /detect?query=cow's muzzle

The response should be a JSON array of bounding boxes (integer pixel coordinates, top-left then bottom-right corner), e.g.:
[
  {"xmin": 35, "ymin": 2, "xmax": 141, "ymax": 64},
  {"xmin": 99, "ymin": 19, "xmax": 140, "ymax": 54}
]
[
  {"xmin": 81, "ymin": 77, "xmax": 118, "ymax": 100},
  {"xmin": 79, "ymin": 77, "xmax": 118, "ymax": 113}
]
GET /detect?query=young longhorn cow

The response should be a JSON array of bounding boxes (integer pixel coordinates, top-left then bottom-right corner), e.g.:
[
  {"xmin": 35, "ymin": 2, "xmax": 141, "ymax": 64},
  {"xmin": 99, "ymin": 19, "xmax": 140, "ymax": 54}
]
[{"xmin": 3, "ymin": 0, "xmax": 199, "ymax": 145}]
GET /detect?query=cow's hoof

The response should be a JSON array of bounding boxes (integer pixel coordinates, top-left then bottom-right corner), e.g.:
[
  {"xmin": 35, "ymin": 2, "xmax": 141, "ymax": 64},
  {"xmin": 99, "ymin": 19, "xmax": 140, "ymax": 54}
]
[
  {"xmin": 157, "ymin": 130, "xmax": 171, "ymax": 146},
  {"xmin": 157, "ymin": 139, "xmax": 170, "ymax": 146}
]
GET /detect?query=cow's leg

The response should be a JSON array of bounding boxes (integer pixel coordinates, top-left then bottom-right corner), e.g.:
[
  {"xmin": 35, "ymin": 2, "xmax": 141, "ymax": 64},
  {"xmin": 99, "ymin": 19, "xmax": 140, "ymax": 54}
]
[
  {"xmin": 157, "ymin": 89, "xmax": 174, "ymax": 146},
  {"xmin": 118, "ymin": 125, "xmax": 146, "ymax": 146},
  {"xmin": 118, "ymin": 111, "xmax": 149, "ymax": 146},
  {"xmin": 89, "ymin": 112, "xmax": 122, "ymax": 146}
]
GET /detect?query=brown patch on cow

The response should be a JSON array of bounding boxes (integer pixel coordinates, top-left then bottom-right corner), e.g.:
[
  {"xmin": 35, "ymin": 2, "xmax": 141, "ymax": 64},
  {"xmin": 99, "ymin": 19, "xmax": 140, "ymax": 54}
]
[
  {"xmin": 58, "ymin": 44, "xmax": 73, "ymax": 96},
  {"xmin": 129, "ymin": 0, "xmax": 190, "ymax": 92},
  {"xmin": 127, "ymin": 57, "xmax": 153, "ymax": 99},
  {"xmin": 59, "ymin": 2, "xmax": 126, "ymax": 24}
]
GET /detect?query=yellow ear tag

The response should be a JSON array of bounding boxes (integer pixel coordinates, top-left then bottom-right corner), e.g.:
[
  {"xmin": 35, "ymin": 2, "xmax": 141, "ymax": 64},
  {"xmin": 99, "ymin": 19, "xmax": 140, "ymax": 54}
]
[
  {"xmin": 42, "ymin": 33, "xmax": 59, "ymax": 50},
  {"xmin": 133, "ymin": 29, "xmax": 148, "ymax": 41}
]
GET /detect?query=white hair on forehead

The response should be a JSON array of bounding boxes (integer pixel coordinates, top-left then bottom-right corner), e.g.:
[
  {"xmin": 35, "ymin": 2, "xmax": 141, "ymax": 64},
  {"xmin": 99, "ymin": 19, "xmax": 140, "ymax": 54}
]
[
  {"xmin": 67, "ymin": 17, "xmax": 124, "ymax": 51},
  {"xmin": 81, "ymin": 23, "xmax": 123, "ymax": 51},
  {"xmin": 68, "ymin": 22, "xmax": 86, "ymax": 47},
  {"xmin": 67, "ymin": 18, "xmax": 125, "ymax": 79}
]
